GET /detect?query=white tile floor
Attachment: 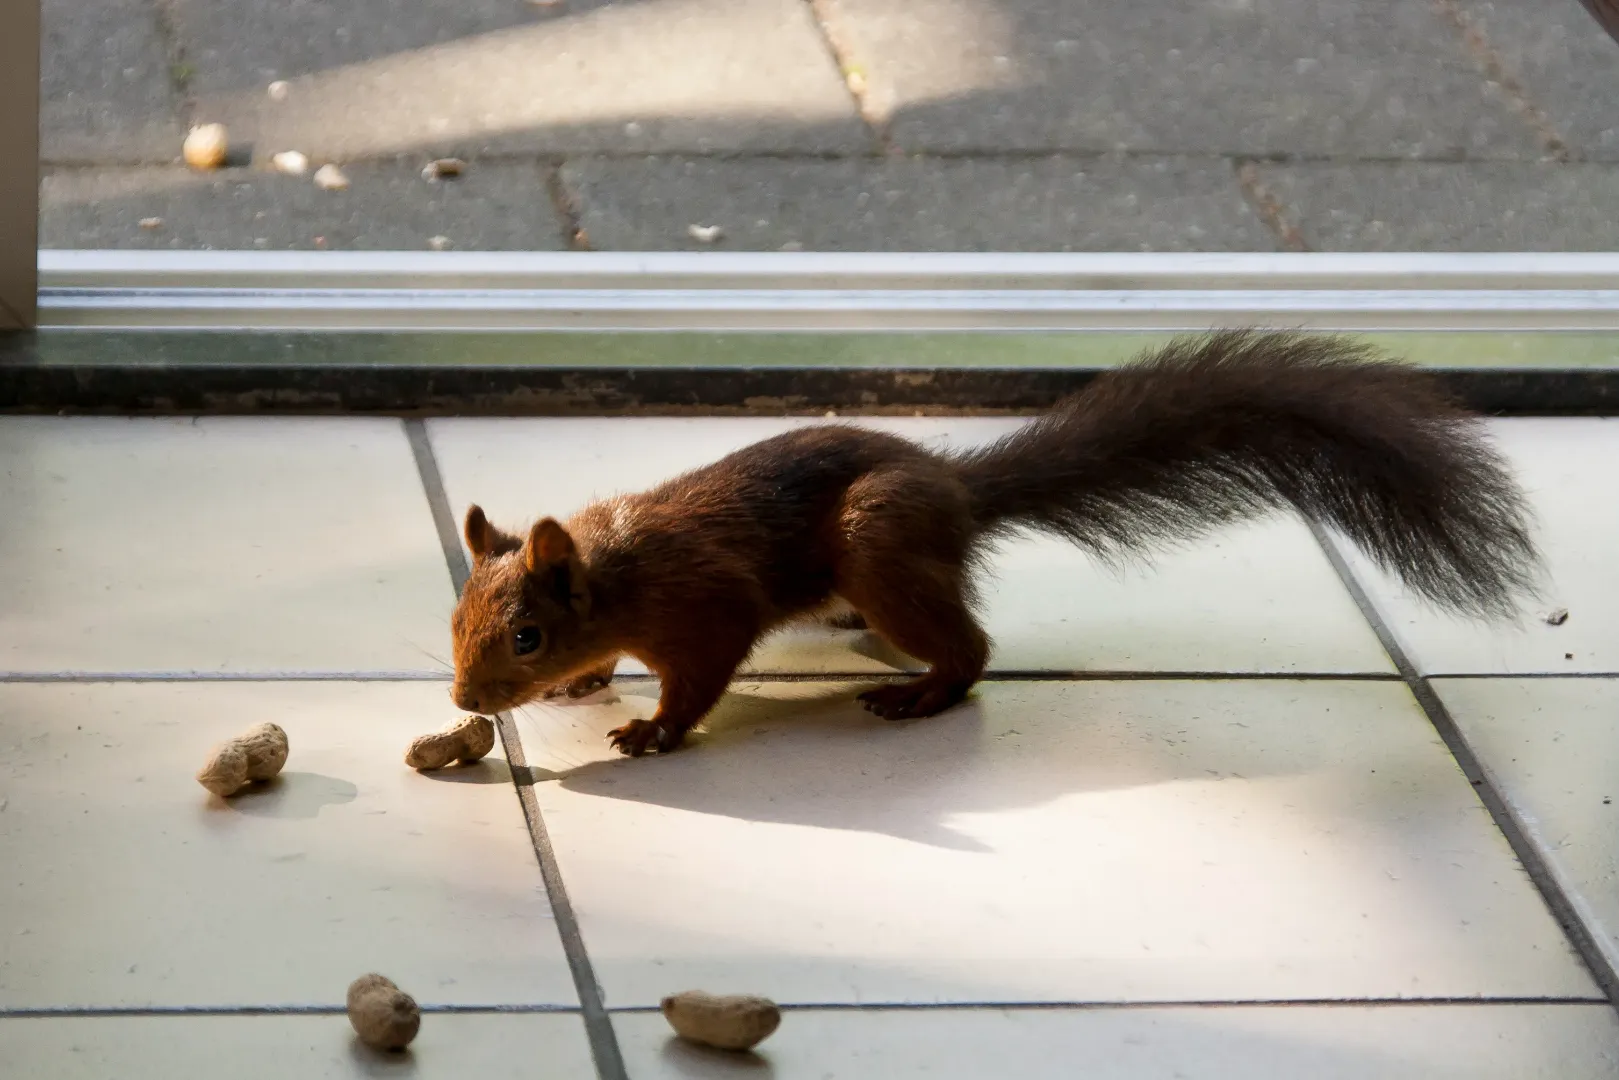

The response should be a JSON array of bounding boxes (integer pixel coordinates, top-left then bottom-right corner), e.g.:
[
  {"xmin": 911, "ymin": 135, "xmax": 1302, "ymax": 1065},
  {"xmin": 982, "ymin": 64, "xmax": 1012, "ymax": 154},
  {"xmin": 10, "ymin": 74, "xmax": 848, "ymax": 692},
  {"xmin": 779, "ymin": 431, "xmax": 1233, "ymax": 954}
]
[
  {"xmin": 1332, "ymin": 418, "xmax": 1619, "ymax": 676},
  {"xmin": 2, "ymin": 415, "xmax": 1616, "ymax": 1078},
  {"xmin": 0, "ymin": 418, "xmax": 453, "ymax": 675}
]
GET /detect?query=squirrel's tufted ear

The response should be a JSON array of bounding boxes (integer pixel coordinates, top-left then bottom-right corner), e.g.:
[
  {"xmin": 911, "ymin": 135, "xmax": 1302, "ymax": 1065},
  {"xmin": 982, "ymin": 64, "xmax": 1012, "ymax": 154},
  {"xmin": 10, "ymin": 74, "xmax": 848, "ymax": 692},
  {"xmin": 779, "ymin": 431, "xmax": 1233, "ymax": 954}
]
[
  {"xmin": 524, "ymin": 518, "xmax": 575, "ymax": 572},
  {"xmin": 524, "ymin": 519, "xmax": 590, "ymax": 616},
  {"xmin": 464, "ymin": 505, "xmax": 499, "ymax": 561}
]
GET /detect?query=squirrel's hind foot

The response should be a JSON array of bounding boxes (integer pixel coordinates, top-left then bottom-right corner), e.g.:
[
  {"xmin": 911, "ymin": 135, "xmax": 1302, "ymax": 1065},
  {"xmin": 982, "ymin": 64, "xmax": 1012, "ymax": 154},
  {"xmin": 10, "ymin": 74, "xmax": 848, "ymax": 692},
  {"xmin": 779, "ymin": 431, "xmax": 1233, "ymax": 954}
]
[{"xmin": 858, "ymin": 677, "xmax": 971, "ymax": 721}]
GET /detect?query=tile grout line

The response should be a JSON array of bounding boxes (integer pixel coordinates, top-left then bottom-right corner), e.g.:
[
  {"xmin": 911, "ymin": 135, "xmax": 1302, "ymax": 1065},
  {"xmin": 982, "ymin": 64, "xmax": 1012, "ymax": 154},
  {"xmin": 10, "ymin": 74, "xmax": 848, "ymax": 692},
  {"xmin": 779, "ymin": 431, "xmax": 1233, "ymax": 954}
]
[
  {"xmin": 0, "ymin": 670, "xmax": 1425, "ymax": 684},
  {"xmin": 17, "ymin": 669, "xmax": 1619, "ymax": 684},
  {"xmin": 0, "ymin": 671, "xmax": 453, "ymax": 682},
  {"xmin": 1307, "ymin": 522, "xmax": 1619, "ymax": 1012},
  {"xmin": 608, "ymin": 994, "xmax": 1614, "ymax": 1013},
  {"xmin": 489, "ymin": 713, "xmax": 627, "ymax": 1080},
  {"xmin": 3, "ymin": 995, "xmax": 1606, "ymax": 1020},
  {"xmin": 719, "ymin": 670, "xmax": 1405, "ymax": 682},
  {"xmin": 0, "ymin": 1004, "xmax": 584, "ymax": 1018},
  {"xmin": 1420, "ymin": 671, "xmax": 1619, "ymax": 680},
  {"xmin": 403, "ymin": 418, "xmax": 474, "ymax": 598},
  {"xmin": 403, "ymin": 419, "xmax": 629, "ymax": 1080}
]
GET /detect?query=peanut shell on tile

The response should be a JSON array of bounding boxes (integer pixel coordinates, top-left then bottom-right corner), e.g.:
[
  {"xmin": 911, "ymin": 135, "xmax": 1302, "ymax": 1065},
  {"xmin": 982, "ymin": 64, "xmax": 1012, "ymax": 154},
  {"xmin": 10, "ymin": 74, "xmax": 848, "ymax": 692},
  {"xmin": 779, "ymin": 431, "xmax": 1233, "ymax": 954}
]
[
  {"xmin": 404, "ymin": 714, "xmax": 495, "ymax": 770},
  {"xmin": 195, "ymin": 722, "xmax": 288, "ymax": 797},
  {"xmin": 661, "ymin": 990, "xmax": 781, "ymax": 1051},
  {"xmin": 347, "ymin": 973, "xmax": 420, "ymax": 1051}
]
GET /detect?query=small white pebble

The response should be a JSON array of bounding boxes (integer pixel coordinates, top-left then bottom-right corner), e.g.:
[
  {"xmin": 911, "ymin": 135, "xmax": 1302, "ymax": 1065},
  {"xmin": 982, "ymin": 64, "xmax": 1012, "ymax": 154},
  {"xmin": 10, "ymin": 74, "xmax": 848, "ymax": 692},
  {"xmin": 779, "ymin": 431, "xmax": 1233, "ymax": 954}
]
[
  {"xmin": 624, "ymin": 121, "xmax": 643, "ymax": 137},
  {"xmin": 1542, "ymin": 608, "xmax": 1570, "ymax": 626},
  {"xmin": 267, "ymin": 80, "xmax": 290, "ymax": 101},
  {"xmin": 779, "ymin": 240, "xmax": 803, "ymax": 251},
  {"xmin": 138, "ymin": 217, "xmax": 163, "ymax": 230},
  {"xmin": 271, "ymin": 150, "xmax": 308, "ymax": 176},
  {"xmin": 687, "ymin": 224, "xmax": 723, "ymax": 244},
  {"xmin": 428, "ymin": 235, "xmax": 450, "ymax": 250},
  {"xmin": 312, "ymin": 164, "xmax": 349, "ymax": 191}
]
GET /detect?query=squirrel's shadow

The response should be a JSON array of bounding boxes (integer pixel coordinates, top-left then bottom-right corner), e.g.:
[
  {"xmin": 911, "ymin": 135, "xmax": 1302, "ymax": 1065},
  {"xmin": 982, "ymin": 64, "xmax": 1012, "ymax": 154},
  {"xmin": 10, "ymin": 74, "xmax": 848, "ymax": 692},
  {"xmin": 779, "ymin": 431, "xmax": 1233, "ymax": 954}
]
[
  {"xmin": 546, "ymin": 686, "xmax": 998, "ymax": 852},
  {"xmin": 533, "ymin": 665, "xmax": 1443, "ymax": 853}
]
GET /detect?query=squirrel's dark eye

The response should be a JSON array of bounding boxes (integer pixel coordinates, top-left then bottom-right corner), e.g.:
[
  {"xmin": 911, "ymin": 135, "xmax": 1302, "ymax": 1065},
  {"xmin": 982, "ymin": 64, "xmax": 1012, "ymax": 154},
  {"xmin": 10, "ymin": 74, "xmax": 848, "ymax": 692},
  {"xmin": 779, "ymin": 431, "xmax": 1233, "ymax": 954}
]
[{"xmin": 513, "ymin": 626, "xmax": 543, "ymax": 656}]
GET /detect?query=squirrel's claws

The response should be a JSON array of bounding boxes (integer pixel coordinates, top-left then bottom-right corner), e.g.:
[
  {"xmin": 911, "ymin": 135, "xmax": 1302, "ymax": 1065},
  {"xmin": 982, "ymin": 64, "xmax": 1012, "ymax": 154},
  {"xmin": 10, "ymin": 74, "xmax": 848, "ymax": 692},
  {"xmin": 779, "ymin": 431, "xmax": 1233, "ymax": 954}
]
[
  {"xmin": 607, "ymin": 719, "xmax": 683, "ymax": 757},
  {"xmin": 859, "ymin": 679, "xmax": 968, "ymax": 721}
]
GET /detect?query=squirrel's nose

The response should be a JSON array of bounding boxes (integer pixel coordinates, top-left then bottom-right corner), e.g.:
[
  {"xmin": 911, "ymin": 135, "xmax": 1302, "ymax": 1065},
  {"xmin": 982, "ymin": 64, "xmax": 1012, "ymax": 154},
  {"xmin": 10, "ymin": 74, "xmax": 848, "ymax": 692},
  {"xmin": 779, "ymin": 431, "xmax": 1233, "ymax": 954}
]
[{"xmin": 450, "ymin": 685, "xmax": 481, "ymax": 712}]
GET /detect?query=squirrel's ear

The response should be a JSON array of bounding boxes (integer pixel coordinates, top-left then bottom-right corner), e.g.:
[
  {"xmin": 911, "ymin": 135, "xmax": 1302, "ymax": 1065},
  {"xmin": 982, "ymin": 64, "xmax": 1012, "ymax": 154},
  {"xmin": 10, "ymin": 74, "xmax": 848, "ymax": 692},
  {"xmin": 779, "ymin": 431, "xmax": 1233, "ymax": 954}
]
[
  {"xmin": 526, "ymin": 519, "xmax": 590, "ymax": 616},
  {"xmin": 524, "ymin": 518, "xmax": 575, "ymax": 572},
  {"xmin": 464, "ymin": 505, "xmax": 498, "ymax": 562}
]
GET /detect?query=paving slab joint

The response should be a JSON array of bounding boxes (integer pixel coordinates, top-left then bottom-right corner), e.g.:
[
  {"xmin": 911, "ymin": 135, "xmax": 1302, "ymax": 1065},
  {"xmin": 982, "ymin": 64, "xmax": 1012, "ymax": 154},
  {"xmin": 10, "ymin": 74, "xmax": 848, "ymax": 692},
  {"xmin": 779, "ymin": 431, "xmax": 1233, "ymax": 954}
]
[
  {"xmin": 1234, "ymin": 160, "xmax": 1311, "ymax": 253},
  {"xmin": 546, "ymin": 165, "xmax": 593, "ymax": 251},
  {"xmin": 1430, "ymin": 0, "xmax": 1575, "ymax": 162},
  {"xmin": 800, "ymin": 0, "xmax": 891, "ymax": 151},
  {"xmin": 147, "ymin": 0, "xmax": 196, "ymax": 130}
]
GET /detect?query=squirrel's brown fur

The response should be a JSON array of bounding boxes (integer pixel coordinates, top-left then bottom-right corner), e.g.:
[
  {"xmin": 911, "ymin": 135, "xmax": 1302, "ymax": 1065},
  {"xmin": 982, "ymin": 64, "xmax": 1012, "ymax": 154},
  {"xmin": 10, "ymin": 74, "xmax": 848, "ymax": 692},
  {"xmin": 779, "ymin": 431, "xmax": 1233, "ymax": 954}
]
[{"xmin": 451, "ymin": 330, "xmax": 1541, "ymax": 756}]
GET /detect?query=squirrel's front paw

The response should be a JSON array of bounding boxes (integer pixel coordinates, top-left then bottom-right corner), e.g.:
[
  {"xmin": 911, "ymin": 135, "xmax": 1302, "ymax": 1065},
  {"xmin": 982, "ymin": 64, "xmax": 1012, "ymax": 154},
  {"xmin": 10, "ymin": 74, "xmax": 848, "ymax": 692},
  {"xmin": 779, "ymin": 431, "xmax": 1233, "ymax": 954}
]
[{"xmin": 607, "ymin": 719, "xmax": 683, "ymax": 757}]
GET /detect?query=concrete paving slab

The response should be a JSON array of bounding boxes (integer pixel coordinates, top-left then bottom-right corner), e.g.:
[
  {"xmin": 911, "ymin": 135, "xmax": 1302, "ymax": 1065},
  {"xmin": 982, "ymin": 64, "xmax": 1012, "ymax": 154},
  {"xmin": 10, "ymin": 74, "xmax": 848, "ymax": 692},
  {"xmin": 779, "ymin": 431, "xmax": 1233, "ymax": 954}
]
[
  {"xmin": 1260, "ymin": 161, "xmax": 1619, "ymax": 250},
  {"xmin": 562, "ymin": 153, "xmax": 1276, "ymax": 250},
  {"xmin": 42, "ymin": 0, "xmax": 182, "ymax": 164},
  {"xmin": 174, "ymin": 0, "xmax": 869, "ymax": 158},
  {"xmin": 40, "ymin": 161, "xmax": 566, "ymax": 250},
  {"xmin": 814, "ymin": 0, "xmax": 1545, "ymax": 157},
  {"xmin": 1454, "ymin": 0, "xmax": 1619, "ymax": 160}
]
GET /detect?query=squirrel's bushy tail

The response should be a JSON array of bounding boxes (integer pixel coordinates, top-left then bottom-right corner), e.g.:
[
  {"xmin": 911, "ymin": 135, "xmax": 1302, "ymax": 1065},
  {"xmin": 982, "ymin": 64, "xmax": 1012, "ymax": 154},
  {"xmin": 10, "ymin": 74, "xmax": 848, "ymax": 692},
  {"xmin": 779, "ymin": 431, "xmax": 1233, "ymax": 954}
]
[{"xmin": 951, "ymin": 330, "xmax": 1540, "ymax": 619}]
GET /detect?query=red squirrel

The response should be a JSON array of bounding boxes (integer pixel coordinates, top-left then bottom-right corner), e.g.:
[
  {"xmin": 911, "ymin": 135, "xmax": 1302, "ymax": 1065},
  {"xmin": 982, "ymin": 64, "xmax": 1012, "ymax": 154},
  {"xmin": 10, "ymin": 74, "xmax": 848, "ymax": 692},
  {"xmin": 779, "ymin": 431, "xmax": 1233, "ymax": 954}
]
[{"xmin": 450, "ymin": 330, "xmax": 1541, "ymax": 756}]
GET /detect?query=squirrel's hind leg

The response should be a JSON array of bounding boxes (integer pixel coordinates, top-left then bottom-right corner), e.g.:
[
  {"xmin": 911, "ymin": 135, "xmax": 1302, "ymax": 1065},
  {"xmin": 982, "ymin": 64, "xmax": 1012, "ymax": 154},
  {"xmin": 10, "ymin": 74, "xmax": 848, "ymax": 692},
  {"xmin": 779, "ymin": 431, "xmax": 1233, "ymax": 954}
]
[
  {"xmin": 847, "ymin": 571, "xmax": 988, "ymax": 721},
  {"xmin": 834, "ymin": 470, "xmax": 987, "ymax": 721}
]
